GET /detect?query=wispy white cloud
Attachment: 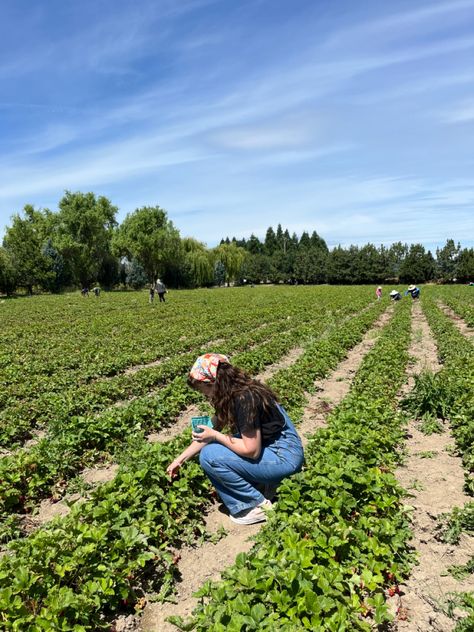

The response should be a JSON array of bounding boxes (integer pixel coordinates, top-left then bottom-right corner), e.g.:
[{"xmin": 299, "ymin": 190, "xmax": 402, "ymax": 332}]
[
  {"xmin": 159, "ymin": 172, "xmax": 474, "ymax": 248},
  {"xmin": 0, "ymin": 138, "xmax": 210, "ymax": 200},
  {"xmin": 349, "ymin": 73, "xmax": 474, "ymax": 105},
  {"xmin": 208, "ymin": 114, "xmax": 321, "ymax": 150},
  {"xmin": 441, "ymin": 99, "xmax": 474, "ymax": 123},
  {"xmin": 323, "ymin": 0, "xmax": 474, "ymax": 48}
]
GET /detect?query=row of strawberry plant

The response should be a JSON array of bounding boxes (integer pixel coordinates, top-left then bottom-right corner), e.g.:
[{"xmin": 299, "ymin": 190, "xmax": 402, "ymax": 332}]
[
  {"xmin": 0, "ymin": 301, "xmax": 388, "ymax": 628},
  {"xmin": 0, "ymin": 305, "xmax": 323, "ymax": 447},
  {"xmin": 436, "ymin": 286, "xmax": 474, "ymax": 328},
  {"xmin": 177, "ymin": 300, "xmax": 414, "ymax": 631},
  {"xmin": 1, "ymin": 287, "xmax": 371, "ymax": 396},
  {"xmin": 0, "ymin": 299, "xmax": 373, "ymax": 538},
  {"xmin": 0, "ymin": 290, "xmax": 371, "ymax": 446},
  {"xmin": 0, "ymin": 290, "xmax": 317, "ymax": 408},
  {"xmin": 266, "ymin": 300, "xmax": 388, "ymax": 420},
  {"xmin": 0, "ymin": 432, "xmax": 216, "ymax": 630}
]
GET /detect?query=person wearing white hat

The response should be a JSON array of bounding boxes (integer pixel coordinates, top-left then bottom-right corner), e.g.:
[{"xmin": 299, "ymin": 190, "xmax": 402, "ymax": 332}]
[
  {"xmin": 405, "ymin": 285, "xmax": 420, "ymax": 299},
  {"xmin": 389, "ymin": 289, "xmax": 402, "ymax": 301},
  {"xmin": 375, "ymin": 286, "xmax": 382, "ymax": 301}
]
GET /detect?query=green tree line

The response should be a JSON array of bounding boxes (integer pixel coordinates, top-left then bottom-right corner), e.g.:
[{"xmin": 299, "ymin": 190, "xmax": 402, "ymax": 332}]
[
  {"xmin": 229, "ymin": 228, "xmax": 474, "ymax": 286},
  {"xmin": 0, "ymin": 191, "xmax": 473, "ymax": 295}
]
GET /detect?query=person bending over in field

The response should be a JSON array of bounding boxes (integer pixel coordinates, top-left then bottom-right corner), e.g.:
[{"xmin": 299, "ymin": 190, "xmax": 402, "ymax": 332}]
[
  {"xmin": 166, "ymin": 353, "xmax": 304, "ymax": 525},
  {"xmin": 405, "ymin": 284, "xmax": 420, "ymax": 299}
]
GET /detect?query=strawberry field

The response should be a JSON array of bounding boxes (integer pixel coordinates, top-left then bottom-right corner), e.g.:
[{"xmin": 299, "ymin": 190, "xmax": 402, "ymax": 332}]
[{"xmin": 0, "ymin": 285, "xmax": 472, "ymax": 631}]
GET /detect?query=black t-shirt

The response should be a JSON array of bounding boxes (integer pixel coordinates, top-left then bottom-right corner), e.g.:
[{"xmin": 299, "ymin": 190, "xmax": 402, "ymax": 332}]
[{"xmin": 233, "ymin": 390, "xmax": 285, "ymax": 444}]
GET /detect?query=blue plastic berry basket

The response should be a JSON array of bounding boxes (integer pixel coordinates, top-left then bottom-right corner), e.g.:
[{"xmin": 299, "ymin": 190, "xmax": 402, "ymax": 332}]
[{"xmin": 191, "ymin": 415, "xmax": 213, "ymax": 433}]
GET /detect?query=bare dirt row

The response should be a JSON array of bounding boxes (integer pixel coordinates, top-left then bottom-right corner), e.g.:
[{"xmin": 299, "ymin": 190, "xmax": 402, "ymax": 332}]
[
  {"xmin": 438, "ymin": 302, "xmax": 474, "ymax": 341},
  {"xmin": 390, "ymin": 302, "xmax": 474, "ymax": 631}
]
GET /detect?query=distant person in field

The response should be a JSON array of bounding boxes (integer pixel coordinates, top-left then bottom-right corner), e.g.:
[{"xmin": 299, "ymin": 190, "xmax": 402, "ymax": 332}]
[
  {"xmin": 389, "ymin": 290, "xmax": 402, "ymax": 301},
  {"xmin": 166, "ymin": 353, "xmax": 304, "ymax": 525},
  {"xmin": 149, "ymin": 283, "xmax": 155, "ymax": 304},
  {"xmin": 376, "ymin": 286, "xmax": 382, "ymax": 301},
  {"xmin": 405, "ymin": 284, "xmax": 420, "ymax": 299},
  {"xmin": 81, "ymin": 287, "xmax": 89, "ymax": 297},
  {"xmin": 92, "ymin": 286, "xmax": 100, "ymax": 297},
  {"xmin": 155, "ymin": 278, "xmax": 167, "ymax": 302}
]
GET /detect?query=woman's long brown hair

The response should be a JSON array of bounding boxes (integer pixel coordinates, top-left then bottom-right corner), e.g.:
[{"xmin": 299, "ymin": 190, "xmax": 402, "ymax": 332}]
[{"xmin": 187, "ymin": 361, "xmax": 279, "ymax": 433}]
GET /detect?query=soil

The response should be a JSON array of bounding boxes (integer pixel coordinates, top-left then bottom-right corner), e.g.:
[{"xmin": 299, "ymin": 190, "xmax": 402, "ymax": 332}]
[
  {"xmin": 33, "ymin": 498, "xmax": 71, "ymax": 524},
  {"xmin": 24, "ymin": 428, "xmax": 47, "ymax": 449},
  {"xmin": 389, "ymin": 302, "xmax": 474, "ymax": 631},
  {"xmin": 82, "ymin": 463, "xmax": 119, "ymax": 485},
  {"xmin": 147, "ymin": 404, "xmax": 203, "ymax": 444},
  {"xmin": 124, "ymin": 357, "xmax": 166, "ymax": 376},
  {"xmin": 438, "ymin": 302, "xmax": 474, "ymax": 341},
  {"xmin": 258, "ymin": 346, "xmax": 305, "ymax": 383},
  {"xmin": 122, "ymin": 335, "xmax": 231, "ymax": 377},
  {"xmin": 0, "ymin": 428, "xmax": 47, "ymax": 458},
  {"xmin": 28, "ymin": 464, "xmax": 121, "ymax": 527},
  {"xmin": 298, "ymin": 306, "xmax": 393, "ymax": 444}
]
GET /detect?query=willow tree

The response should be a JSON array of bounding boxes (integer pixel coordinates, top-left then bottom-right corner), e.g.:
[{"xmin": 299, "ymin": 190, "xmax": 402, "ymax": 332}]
[
  {"xmin": 0, "ymin": 247, "xmax": 17, "ymax": 295},
  {"xmin": 213, "ymin": 242, "xmax": 247, "ymax": 286},
  {"xmin": 182, "ymin": 237, "xmax": 214, "ymax": 287}
]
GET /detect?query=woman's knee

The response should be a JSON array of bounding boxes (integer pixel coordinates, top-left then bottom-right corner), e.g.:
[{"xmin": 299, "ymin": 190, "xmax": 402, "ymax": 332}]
[{"xmin": 199, "ymin": 443, "xmax": 228, "ymax": 471}]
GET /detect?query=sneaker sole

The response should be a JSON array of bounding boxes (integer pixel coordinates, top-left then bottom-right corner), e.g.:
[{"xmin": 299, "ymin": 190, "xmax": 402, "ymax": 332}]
[{"xmin": 229, "ymin": 512, "xmax": 267, "ymax": 525}]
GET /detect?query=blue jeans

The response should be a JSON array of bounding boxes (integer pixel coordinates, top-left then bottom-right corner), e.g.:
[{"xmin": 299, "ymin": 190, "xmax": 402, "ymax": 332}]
[{"xmin": 199, "ymin": 406, "xmax": 304, "ymax": 516}]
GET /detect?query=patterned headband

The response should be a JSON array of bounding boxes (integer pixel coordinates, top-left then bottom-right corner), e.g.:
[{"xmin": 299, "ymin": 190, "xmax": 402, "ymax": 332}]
[{"xmin": 189, "ymin": 353, "xmax": 229, "ymax": 382}]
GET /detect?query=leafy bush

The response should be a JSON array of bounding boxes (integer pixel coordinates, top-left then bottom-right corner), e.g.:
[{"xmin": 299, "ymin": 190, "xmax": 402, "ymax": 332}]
[{"xmin": 401, "ymin": 371, "xmax": 454, "ymax": 419}]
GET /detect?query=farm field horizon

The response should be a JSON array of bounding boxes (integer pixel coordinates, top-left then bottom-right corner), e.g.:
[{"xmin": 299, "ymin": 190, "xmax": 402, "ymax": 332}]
[{"xmin": 0, "ymin": 284, "xmax": 473, "ymax": 631}]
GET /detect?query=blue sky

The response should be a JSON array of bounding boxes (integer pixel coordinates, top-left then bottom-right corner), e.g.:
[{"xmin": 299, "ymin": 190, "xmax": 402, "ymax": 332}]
[{"xmin": 1, "ymin": 0, "xmax": 473, "ymax": 251}]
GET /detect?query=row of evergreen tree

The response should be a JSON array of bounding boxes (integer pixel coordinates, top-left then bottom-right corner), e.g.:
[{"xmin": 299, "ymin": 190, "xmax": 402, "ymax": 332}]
[
  {"xmin": 0, "ymin": 191, "xmax": 473, "ymax": 295},
  {"xmin": 223, "ymin": 227, "xmax": 474, "ymax": 285}
]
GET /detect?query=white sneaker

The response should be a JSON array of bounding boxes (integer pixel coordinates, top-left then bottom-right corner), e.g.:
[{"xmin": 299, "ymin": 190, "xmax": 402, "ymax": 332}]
[{"xmin": 230, "ymin": 499, "xmax": 273, "ymax": 525}]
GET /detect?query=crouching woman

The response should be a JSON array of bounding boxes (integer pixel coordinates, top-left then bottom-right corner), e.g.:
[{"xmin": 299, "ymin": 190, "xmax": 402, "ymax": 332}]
[{"xmin": 166, "ymin": 353, "xmax": 304, "ymax": 525}]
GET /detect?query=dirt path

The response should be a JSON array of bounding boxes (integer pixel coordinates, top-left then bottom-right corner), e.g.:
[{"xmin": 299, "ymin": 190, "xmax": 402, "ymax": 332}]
[
  {"xmin": 258, "ymin": 346, "xmax": 305, "ymax": 383},
  {"xmin": 390, "ymin": 302, "xmax": 474, "ymax": 631},
  {"xmin": 297, "ymin": 306, "xmax": 393, "ymax": 445},
  {"xmin": 438, "ymin": 302, "xmax": 474, "ymax": 341},
  {"xmin": 109, "ymin": 335, "xmax": 229, "ymax": 379},
  {"xmin": 139, "ymin": 307, "xmax": 394, "ymax": 631}
]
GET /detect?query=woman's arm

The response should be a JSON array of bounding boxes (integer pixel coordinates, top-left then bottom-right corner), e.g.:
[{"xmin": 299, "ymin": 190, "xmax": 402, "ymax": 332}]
[
  {"xmin": 166, "ymin": 440, "xmax": 206, "ymax": 478},
  {"xmin": 192, "ymin": 425, "xmax": 262, "ymax": 460}
]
